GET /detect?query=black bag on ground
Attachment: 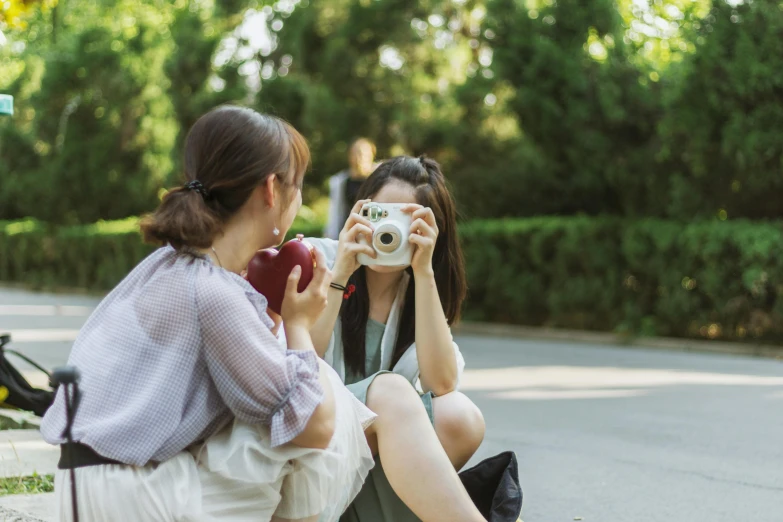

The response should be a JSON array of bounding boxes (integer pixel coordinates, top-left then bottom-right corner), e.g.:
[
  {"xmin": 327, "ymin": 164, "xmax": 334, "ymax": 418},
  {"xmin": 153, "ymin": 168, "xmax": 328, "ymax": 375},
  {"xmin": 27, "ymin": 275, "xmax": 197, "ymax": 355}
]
[
  {"xmin": 0, "ymin": 334, "xmax": 55, "ymax": 417},
  {"xmin": 459, "ymin": 451, "xmax": 523, "ymax": 522}
]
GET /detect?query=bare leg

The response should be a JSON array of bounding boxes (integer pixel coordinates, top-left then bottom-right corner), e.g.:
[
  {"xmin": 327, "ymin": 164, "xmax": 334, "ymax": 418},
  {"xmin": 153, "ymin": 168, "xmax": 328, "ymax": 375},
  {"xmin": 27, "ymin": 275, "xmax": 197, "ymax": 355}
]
[
  {"xmin": 431, "ymin": 392, "xmax": 486, "ymax": 470},
  {"xmin": 364, "ymin": 373, "xmax": 485, "ymax": 522}
]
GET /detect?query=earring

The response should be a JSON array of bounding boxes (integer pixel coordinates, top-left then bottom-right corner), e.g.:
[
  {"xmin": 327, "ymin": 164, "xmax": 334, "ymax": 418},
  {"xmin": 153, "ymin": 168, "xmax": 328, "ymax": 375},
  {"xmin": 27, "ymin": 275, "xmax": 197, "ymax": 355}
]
[{"xmin": 273, "ymin": 225, "xmax": 280, "ymax": 236}]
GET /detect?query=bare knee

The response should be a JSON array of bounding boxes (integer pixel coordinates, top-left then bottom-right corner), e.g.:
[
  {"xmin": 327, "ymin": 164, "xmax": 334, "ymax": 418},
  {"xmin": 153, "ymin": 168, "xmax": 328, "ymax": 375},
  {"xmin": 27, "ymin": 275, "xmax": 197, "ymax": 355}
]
[
  {"xmin": 366, "ymin": 373, "xmax": 421, "ymax": 419},
  {"xmin": 433, "ymin": 392, "xmax": 485, "ymax": 462}
]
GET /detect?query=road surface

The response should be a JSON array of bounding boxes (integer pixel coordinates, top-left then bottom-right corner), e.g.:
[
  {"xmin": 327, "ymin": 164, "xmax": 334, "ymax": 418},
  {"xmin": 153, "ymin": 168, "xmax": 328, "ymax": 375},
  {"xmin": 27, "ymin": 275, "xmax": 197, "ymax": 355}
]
[{"xmin": 2, "ymin": 287, "xmax": 782, "ymax": 522}]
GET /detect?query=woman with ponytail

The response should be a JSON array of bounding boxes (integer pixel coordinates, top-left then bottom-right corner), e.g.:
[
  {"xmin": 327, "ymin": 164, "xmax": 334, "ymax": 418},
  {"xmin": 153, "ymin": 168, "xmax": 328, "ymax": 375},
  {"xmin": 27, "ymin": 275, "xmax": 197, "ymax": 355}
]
[{"xmin": 40, "ymin": 106, "xmax": 378, "ymax": 521}]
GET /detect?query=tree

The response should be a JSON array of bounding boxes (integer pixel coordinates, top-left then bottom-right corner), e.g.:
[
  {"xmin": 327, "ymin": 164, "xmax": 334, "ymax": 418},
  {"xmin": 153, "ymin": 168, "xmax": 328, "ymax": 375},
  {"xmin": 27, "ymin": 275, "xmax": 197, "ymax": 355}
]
[
  {"xmin": 164, "ymin": 0, "xmax": 252, "ymax": 179},
  {"xmin": 484, "ymin": 0, "xmax": 666, "ymax": 217},
  {"xmin": 0, "ymin": 0, "xmax": 178, "ymax": 223},
  {"xmin": 659, "ymin": 0, "xmax": 783, "ymax": 220},
  {"xmin": 256, "ymin": 1, "xmax": 480, "ymax": 187},
  {"xmin": 0, "ymin": 0, "xmax": 57, "ymax": 29}
]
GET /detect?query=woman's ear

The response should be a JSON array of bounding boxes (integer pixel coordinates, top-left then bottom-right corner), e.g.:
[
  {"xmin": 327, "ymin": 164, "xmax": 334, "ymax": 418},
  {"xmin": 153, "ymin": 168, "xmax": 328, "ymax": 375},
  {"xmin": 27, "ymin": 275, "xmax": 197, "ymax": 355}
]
[{"xmin": 262, "ymin": 174, "xmax": 277, "ymax": 208}]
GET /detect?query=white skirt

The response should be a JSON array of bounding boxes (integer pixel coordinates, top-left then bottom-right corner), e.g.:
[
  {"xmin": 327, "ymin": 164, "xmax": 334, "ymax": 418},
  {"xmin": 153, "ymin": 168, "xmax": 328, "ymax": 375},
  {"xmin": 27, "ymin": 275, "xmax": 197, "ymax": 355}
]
[{"xmin": 54, "ymin": 363, "xmax": 377, "ymax": 522}]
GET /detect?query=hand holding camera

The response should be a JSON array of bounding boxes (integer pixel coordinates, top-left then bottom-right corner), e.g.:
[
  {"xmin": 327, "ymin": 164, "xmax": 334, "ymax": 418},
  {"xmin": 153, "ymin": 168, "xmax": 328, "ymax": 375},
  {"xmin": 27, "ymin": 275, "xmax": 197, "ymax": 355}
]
[
  {"xmin": 400, "ymin": 203, "xmax": 439, "ymax": 278},
  {"xmin": 334, "ymin": 200, "xmax": 439, "ymax": 280},
  {"xmin": 332, "ymin": 199, "xmax": 377, "ymax": 283}
]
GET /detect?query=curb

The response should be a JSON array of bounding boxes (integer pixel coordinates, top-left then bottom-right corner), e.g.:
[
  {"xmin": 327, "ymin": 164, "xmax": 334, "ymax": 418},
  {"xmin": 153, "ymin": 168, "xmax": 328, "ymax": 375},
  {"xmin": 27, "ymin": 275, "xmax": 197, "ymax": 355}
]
[{"xmin": 453, "ymin": 322, "xmax": 783, "ymax": 360}]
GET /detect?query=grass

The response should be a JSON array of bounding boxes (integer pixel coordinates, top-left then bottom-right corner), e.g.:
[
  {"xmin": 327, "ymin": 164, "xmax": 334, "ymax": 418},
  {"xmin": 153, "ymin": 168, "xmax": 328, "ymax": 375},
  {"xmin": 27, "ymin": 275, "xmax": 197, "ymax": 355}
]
[{"xmin": 0, "ymin": 473, "xmax": 54, "ymax": 496}]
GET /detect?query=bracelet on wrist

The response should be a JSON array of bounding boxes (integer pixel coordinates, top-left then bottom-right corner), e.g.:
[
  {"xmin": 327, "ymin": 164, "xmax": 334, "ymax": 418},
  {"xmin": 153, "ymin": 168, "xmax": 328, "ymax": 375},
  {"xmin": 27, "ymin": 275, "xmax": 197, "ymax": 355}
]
[{"xmin": 330, "ymin": 282, "xmax": 356, "ymax": 300}]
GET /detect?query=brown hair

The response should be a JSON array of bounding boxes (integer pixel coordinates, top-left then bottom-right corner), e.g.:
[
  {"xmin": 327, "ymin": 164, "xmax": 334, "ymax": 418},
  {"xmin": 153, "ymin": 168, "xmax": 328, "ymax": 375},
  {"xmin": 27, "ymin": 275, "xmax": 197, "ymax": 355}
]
[
  {"xmin": 340, "ymin": 155, "xmax": 467, "ymax": 375},
  {"xmin": 141, "ymin": 106, "xmax": 310, "ymax": 249}
]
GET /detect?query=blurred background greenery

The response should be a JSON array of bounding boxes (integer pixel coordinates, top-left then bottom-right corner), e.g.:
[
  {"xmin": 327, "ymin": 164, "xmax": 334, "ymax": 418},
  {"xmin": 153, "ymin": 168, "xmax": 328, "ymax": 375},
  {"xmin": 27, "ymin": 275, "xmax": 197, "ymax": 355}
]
[{"xmin": 2, "ymin": 0, "xmax": 783, "ymax": 343}]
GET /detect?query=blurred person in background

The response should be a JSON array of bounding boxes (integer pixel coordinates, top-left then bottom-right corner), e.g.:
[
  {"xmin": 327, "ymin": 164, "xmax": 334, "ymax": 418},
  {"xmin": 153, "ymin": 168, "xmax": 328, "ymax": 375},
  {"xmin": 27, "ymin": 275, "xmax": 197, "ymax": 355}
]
[{"xmin": 324, "ymin": 138, "xmax": 377, "ymax": 239}]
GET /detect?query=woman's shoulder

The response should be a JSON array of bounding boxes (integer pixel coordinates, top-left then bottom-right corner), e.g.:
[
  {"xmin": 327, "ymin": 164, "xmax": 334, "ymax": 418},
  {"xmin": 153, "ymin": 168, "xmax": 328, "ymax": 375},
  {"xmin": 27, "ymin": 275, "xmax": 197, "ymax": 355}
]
[
  {"xmin": 192, "ymin": 265, "xmax": 275, "ymax": 329},
  {"xmin": 183, "ymin": 253, "xmax": 250, "ymax": 305}
]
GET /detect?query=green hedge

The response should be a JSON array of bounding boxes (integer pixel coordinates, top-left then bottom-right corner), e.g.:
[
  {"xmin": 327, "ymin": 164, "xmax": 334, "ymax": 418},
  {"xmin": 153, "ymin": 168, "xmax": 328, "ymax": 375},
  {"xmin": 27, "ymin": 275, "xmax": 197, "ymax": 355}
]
[
  {"xmin": 0, "ymin": 219, "xmax": 323, "ymax": 291},
  {"xmin": 3, "ymin": 216, "xmax": 783, "ymax": 344},
  {"xmin": 461, "ymin": 217, "xmax": 783, "ymax": 343}
]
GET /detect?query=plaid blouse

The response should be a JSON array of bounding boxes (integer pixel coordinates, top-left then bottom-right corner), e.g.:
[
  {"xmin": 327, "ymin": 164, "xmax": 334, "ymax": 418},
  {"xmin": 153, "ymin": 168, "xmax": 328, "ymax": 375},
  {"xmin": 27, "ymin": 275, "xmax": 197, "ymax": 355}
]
[{"xmin": 41, "ymin": 246, "xmax": 323, "ymax": 466}]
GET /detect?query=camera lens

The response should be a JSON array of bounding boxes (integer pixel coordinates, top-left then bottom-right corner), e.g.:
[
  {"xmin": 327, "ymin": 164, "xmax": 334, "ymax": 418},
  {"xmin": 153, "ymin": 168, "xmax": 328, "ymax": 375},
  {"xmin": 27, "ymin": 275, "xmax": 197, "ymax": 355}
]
[{"xmin": 373, "ymin": 223, "xmax": 402, "ymax": 254}]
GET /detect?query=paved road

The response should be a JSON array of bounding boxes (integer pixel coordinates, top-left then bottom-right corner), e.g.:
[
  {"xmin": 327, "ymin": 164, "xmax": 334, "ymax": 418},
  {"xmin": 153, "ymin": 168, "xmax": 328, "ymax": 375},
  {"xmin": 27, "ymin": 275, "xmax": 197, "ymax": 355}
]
[{"xmin": 2, "ymin": 287, "xmax": 782, "ymax": 522}]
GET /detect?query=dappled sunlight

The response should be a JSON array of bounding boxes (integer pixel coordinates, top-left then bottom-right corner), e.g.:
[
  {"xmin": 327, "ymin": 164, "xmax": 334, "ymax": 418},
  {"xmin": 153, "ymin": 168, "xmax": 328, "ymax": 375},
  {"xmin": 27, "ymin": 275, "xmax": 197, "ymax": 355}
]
[
  {"xmin": 490, "ymin": 388, "xmax": 646, "ymax": 400},
  {"xmin": 461, "ymin": 366, "xmax": 783, "ymax": 401}
]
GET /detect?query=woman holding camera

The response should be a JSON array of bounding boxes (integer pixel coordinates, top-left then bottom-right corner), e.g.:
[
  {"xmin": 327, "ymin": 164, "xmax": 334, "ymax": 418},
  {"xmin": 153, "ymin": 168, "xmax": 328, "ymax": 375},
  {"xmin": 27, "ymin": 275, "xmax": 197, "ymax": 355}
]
[{"xmin": 305, "ymin": 155, "xmax": 486, "ymax": 521}]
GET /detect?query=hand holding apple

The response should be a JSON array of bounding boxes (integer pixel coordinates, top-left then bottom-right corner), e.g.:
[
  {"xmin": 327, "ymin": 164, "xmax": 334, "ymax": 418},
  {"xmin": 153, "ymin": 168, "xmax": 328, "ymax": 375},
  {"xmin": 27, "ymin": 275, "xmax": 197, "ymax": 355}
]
[{"xmin": 247, "ymin": 234, "xmax": 316, "ymax": 315}]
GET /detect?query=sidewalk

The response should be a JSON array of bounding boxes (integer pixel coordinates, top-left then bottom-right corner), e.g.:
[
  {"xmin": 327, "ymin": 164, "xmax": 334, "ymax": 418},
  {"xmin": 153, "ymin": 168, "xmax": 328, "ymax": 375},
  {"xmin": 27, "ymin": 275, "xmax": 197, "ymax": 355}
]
[
  {"xmin": 0, "ymin": 495, "xmax": 52, "ymax": 521},
  {"xmin": 0, "ymin": 426, "xmax": 57, "ymax": 522},
  {"xmin": 0, "ymin": 430, "xmax": 57, "ymax": 481},
  {"xmin": 455, "ymin": 321, "xmax": 783, "ymax": 360}
]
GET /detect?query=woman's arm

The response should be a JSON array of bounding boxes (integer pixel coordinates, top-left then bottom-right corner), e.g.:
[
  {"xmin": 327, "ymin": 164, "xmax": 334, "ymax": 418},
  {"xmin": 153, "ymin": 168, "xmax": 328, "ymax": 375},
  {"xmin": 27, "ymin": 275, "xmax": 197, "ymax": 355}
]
[
  {"xmin": 285, "ymin": 324, "xmax": 335, "ymax": 448},
  {"xmin": 406, "ymin": 204, "xmax": 458, "ymax": 395},
  {"xmin": 198, "ymin": 278, "xmax": 335, "ymax": 449},
  {"xmin": 310, "ymin": 201, "xmax": 375, "ymax": 356},
  {"xmin": 413, "ymin": 271, "xmax": 458, "ymax": 395},
  {"xmin": 310, "ymin": 278, "xmax": 346, "ymax": 358}
]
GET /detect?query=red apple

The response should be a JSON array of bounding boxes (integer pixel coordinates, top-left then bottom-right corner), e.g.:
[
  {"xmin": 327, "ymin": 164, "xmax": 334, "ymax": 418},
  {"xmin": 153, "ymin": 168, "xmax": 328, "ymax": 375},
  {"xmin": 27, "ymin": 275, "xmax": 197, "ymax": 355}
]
[{"xmin": 246, "ymin": 234, "xmax": 316, "ymax": 314}]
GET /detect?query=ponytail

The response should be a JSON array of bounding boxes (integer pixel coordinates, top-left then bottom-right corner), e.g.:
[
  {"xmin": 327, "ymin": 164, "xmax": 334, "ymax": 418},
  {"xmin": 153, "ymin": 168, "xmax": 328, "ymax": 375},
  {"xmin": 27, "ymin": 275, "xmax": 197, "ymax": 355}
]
[
  {"xmin": 140, "ymin": 187, "xmax": 222, "ymax": 249},
  {"xmin": 139, "ymin": 105, "xmax": 311, "ymax": 251}
]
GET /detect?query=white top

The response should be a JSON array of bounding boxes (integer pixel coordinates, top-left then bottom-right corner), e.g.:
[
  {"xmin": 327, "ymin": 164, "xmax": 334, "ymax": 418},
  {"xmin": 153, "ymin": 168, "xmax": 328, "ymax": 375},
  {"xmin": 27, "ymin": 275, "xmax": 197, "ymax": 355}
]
[{"xmin": 41, "ymin": 246, "xmax": 323, "ymax": 466}]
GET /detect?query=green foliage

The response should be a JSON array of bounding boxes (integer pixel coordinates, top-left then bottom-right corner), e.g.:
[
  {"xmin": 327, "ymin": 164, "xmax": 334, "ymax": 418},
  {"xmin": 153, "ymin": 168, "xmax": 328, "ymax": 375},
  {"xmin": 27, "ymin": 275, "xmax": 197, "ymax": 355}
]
[
  {"xmin": 0, "ymin": 0, "xmax": 178, "ymax": 224},
  {"xmin": 164, "ymin": 0, "xmax": 249, "ymax": 178},
  {"xmin": 484, "ymin": 0, "xmax": 663, "ymax": 217},
  {"xmin": 462, "ymin": 217, "xmax": 783, "ymax": 343},
  {"xmin": 462, "ymin": 217, "xmax": 626, "ymax": 329},
  {"xmin": 258, "ymin": 0, "xmax": 463, "ymax": 186},
  {"xmin": 620, "ymin": 219, "xmax": 783, "ymax": 339},
  {"xmin": 3, "ymin": 0, "xmax": 783, "ymax": 223},
  {"xmin": 0, "ymin": 0, "xmax": 251, "ymax": 224},
  {"xmin": 5, "ymin": 215, "xmax": 783, "ymax": 344},
  {"xmin": 658, "ymin": 0, "xmax": 783, "ymax": 220},
  {"xmin": 0, "ymin": 473, "xmax": 54, "ymax": 496},
  {"xmin": 0, "ymin": 218, "xmax": 323, "ymax": 291}
]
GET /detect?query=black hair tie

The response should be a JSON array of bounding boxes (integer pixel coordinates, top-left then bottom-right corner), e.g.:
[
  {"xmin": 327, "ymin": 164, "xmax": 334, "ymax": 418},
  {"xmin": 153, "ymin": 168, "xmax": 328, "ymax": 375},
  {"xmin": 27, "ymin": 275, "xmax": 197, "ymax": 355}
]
[{"xmin": 184, "ymin": 180, "xmax": 210, "ymax": 199}]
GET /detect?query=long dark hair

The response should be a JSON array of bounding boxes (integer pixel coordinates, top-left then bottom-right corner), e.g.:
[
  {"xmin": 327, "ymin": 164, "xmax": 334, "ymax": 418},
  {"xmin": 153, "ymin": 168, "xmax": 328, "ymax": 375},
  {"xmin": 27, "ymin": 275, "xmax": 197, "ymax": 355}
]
[
  {"xmin": 141, "ymin": 106, "xmax": 309, "ymax": 249},
  {"xmin": 340, "ymin": 156, "xmax": 467, "ymax": 376}
]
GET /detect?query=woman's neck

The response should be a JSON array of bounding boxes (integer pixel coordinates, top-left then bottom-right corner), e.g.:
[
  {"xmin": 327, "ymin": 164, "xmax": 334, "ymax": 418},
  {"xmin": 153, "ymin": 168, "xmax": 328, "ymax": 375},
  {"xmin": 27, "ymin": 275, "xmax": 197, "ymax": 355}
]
[
  {"xmin": 205, "ymin": 218, "xmax": 274, "ymax": 274},
  {"xmin": 365, "ymin": 269, "xmax": 405, "ymax": 301},
  {"xmin": 364, "ymin": 269, "xmax": 404, "ymax": 324}
]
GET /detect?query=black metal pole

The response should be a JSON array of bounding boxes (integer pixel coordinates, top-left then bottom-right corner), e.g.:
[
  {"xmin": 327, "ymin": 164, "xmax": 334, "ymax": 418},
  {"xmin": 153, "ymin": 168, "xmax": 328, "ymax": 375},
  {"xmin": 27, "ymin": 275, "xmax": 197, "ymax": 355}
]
[
  {"xmin": 53, "ymin": 367, "xmax": 80, "ymax": 522},
  {"xmin": 63, "ymin": 384, "xmax": 79, "ymax": 522}
]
